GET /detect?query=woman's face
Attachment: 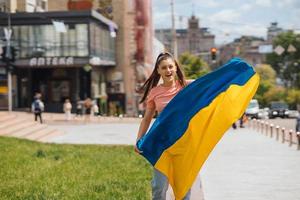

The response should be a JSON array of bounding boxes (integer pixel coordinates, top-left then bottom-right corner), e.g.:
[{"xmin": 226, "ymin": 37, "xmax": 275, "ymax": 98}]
[{"xmin": 157, "ymin": 58, "xmax": 177, "ymax": 83}]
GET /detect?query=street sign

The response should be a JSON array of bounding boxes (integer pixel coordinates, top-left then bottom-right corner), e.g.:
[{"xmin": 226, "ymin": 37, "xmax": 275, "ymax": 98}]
[
  {"xmin": 258, "ymin": 45, "xmax": 273, "ymax": 53},
  {"xmin": 287, "ymin": 44, "xmax": 297, "ymax": 53},
  {"xmin": 52, "ymin": 20, "xmax": 67, "ymax": 33},
  {"xmin": 4, "ymin": 28, "xmax": 12, "ymax": 41},
  {"xmin": 274, "ymin": 45, "xmax": 285, "ymax": 55}
]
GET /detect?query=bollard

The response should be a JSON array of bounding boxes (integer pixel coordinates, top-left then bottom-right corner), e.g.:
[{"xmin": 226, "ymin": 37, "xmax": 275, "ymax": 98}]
[
  {"xmin": 276, "ymin": 126, "xmax": 280, "ymax": 141},
  {"xmin": 281, "ymin": 127, "xmax": 285, "ymax": 143},
  {"xmin": 265, "ymin": 122, "xmax": 269, "ymax": 136},
  {"xmin": 252, "ymin": 118, "xmax": 256, "ymax": 130},
  {"xmin": 297, "ymin": 132, "xmax": 300, "ymax": 150},
  {"xmin": 289, "ymin": 129, "xmax": 293, "ymax": 146},
  {"xmin": 261, "ymin": 121, "xmax": 264, "ymax": 134},
  {"xmin": 270, "ymin": 124, "xmax": 273, "ymax": 138}
]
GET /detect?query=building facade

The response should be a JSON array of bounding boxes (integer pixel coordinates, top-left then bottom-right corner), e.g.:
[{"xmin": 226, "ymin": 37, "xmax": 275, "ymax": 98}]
[
  {"xmin": 0, "ymin": 0, "xmax": 48, "ymax": 12},
  {"xmin": 219, "ymin": 22, "xmax": 287, "ymax": 67},
  {"xmin": 267, "ymin": 22, "xmax": 284, "ymax": 43},
  {"xmin": 0, "ymin": 10, "xmax": 117, "ymax": 113},
  {"xmin": 0, "ymin": 0, "xmax": 155, "ymax": 116},
  {"xmin": 219, "ymin": 36, "xmax": 266, "ymax": 67},
  {"xmin": 155, "ymin": 15, "xmax": 215, "ymax": 63}
]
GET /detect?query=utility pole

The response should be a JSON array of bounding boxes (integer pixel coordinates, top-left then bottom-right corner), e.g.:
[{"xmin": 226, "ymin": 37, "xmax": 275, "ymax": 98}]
[
  {"xmin": 3, "ymin": 6, "xmax": 13, "ymax": 112},
  {"xmin": 170, "ymin": 0, "xmax": 178, "ymax": 59}
]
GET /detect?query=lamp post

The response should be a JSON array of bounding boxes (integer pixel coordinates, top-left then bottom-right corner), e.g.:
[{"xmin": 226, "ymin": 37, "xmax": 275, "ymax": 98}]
[
  {"xmin": 170, "ymin": 0, "xmax": 178, "ymax": 59},
  {"xmin": 3, "ymin": 6, "xmax": 13, "ymax": 112}
]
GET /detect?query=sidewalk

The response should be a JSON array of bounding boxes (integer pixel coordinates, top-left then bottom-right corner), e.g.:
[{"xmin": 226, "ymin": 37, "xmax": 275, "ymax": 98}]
[{"xmin": 201, "ymin": 127, "xmax": 300, "ymax": 200}]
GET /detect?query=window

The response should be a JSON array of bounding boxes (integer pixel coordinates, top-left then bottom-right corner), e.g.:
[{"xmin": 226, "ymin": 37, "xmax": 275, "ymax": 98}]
[{"xmin": 12, "ymin": 24, "xmax": 89, "ymax": 58}]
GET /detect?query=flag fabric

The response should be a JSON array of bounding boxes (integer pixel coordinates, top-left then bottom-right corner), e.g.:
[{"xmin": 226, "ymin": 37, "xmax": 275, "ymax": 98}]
[{"xmin": 137, "ymin": 58, "xmax": 260, "ymax": 199}]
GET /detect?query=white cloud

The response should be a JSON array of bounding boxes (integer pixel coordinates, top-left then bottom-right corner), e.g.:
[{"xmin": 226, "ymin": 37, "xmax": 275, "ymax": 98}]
[
  {"xmin": 195, "ymin": 0, "xmax": 220, "ymax": 8},
  {"xmin": 210, "ymin": 9, "xmax": 241, "ymax": 22},
  {"xmin": 255, "ymin": 0, "xmax": 272, "ymax": 7},
  {"xmin": 153, "ymin": 12, "xmax": 171, "ymax": 28},
  {"xmin": 214, "ymin": 24, "xmax": 267, "ymax": 45},
  {"xmin": 276, "ymin": 0, "xmax": 299, "ymax": 8},
  {"xmin": 240, "ymin": 4, "xmax": 252, "ymax": 11},
  {"xmin": 233, "ymin": 24, "xmax": 266, "ymax": 37}
]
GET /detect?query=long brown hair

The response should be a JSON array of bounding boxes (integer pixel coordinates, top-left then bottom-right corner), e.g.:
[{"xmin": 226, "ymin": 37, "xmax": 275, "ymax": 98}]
[{"xmin": 139, "ymin": 52, "xmax": 186, "ymax": 103}]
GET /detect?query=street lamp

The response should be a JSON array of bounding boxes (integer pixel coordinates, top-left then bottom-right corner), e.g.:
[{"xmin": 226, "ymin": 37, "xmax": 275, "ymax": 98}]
[
  {"xmin": 170, "ymin": 0, "xmax": 177, "ymax": 59},
  {"xmin": 1, "ymin": 5, "xmax": 13, "ymax": 112}
]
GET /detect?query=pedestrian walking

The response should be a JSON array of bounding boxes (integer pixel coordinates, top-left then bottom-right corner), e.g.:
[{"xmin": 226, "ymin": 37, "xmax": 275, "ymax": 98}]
[
  {"xmin": 76, "ymin": 99, "xmax": 83, "ymax": 116},
  {"xmin": 84, "ymin": 97, "xmax": 93, "ymax": 122},
  {"xmin": 31, "ymin": 96, "xmax": 44, "ymax": 124},
  {"xmin": 135, "ymin": 52, "xmax": 192, "ymax": 200},
  {"xmin": 63, "ymin": 98, "xmax": 72, "ymax": 121},
  {"xmin": 93, "ymin": 101, "xmax": 99, "ymax": 116},
  {"xmin": 232, "ymin": 113, "xmax": 246, "ymax": 129}
]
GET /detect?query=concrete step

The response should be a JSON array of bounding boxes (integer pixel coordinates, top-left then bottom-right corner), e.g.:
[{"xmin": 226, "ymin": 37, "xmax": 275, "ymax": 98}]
[
  {"xmin": 0, "ymin": 117, "xmax": 28, "ymax": 129},
  {"xmin": 37, "ymin": 130, "xmax": 65, "ymax": 143},
  {"xmin": 1, "ymin": 121, "xmax": 37, "ymax": 136},
  {"xmin": 0, "ymin": 111, "xmax": 65, "ymax": 143},
  {"xmin": 25, "ymin": 128, "xmax": 57, "ymax": 141},
  {"xmin": 10, "ymin": 124, "xmax": 48, "ymax": 138},
  {"xmin": 38, "ymin": 130, "xmax": 65, "ymax": 143},
  {"xmin": 0, "ymin": 114, "xmax": 17, "ymax": 122}
]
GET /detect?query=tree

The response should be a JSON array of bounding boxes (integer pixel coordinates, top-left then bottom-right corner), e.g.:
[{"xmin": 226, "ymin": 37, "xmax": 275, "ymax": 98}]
[
  {"xmin": 266, "ymin": 31, "xmax": 300, "ymax": 88},
  {"xmin": 179, "ymin": 52, "xmax": 210, "ymax": 79},
  {"xmin": 255, "ymin": 64, "xmax": 276, "ymax": 84},
  {"xmin": 286, "ymin": 89, "xmax": 300, "ymax": 109},
  {"xmin": 263, "ymin": 86, "xmax": 286, "ymax": 103},
  {"xmin": 254, "ymin": 64, "xmax": 277, "ymax": 106},
  {"xmin": 97, "ymin": 0, "xmax": 113, "ymax": 19}
]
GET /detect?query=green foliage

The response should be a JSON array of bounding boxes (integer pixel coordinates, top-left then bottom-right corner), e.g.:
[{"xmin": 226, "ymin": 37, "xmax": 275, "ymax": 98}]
[
  {"xmin": 97, "ymin": 0, "xmax": 113, "ymax": 19},
  {"xmin": 263, "ymin": 86, "xmax": 286, "ymax": 103},
  {"xmin": 179, "ymin": 52, "xmax": 210, "ymax": 79},
  {"xmin": 255, "ymin": 64, "xmax": 276, "ymax": 84},
  {"xmin": 254, "ymin": 64, "xmax": 277, "ymax": 106},
  {"xmin": 286, "ymin": 89, "xmax": 300, "ymax": 109},
  {"xmin": 266, "ymin": 31, "xmax": 300, "ymax": 88},
  {"xmin": 0, "ymin": 137, "xmax": 151, "ymax": 199}
]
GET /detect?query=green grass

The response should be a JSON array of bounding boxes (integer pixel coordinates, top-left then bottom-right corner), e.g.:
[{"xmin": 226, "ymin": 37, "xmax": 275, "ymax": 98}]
[{"xmin": 0, "ymin": 137, "xmax": 152, "ymax": 200}]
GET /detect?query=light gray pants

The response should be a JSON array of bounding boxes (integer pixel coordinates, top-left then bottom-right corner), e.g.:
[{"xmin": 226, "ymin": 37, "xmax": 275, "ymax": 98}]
[{"xmin": 152, "ymin": 168, "xmax": 191, "ymax": 200}]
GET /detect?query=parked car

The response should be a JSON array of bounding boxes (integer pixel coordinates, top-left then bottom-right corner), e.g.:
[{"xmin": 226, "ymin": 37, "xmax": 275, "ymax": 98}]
[
  {"xmin": 288, "ymin": 110, "xmax": 299, "ymax": 118},
  {"xmin": 269, "ymin": 101, "xmax": 289, "ymax": 119},
  {"xmin": 245, "ymin": 99, "xmax": 259, "ymax": 119},
  {"xmin": 258, "ymin": 107, "xmax": 269, "ymax": 119}
]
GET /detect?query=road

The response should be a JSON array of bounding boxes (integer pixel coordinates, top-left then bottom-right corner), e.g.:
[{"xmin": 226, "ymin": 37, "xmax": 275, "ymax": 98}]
[{"xmin": 265, "ymin": 118, "xmax": 297, "ymax": 131}]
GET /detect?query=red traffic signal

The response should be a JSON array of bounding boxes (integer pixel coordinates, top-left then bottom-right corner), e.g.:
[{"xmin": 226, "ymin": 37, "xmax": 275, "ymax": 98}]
[{"xmin": 210, "ymin": 47, "xmax": 217, "ymax": 61}]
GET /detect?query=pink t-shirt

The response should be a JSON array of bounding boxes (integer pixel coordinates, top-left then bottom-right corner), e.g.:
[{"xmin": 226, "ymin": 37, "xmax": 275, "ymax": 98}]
[{"xmin": 146, "ymin": 80, "xmax": 192, "ymax": 113}]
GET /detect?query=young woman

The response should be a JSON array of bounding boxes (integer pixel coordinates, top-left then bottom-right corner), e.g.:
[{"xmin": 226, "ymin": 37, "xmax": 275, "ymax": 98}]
[{"xmin": 135, "ymin": 52, "xmax": 191, "ymax": 200}]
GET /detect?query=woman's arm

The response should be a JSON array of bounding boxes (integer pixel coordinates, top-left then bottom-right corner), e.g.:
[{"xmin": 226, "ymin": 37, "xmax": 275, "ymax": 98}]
[{"xmin": 135, "ymin": 107, "xmax": 156, "ymax": 153}]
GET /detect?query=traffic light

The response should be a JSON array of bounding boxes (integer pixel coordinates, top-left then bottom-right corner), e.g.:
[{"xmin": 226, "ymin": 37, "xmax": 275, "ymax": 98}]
[
  {"xmin": 1, "ymin": 46, "xmax": 6, "ymax": 62},
  {"xmin": 1, "ymin": 46, "xmax": 16, "ymax": 62},
  {"xmin": 210, "ymin": 47, "xmax": 217, "ymax": 62},
  {"xmin": 11, "ymin": 46, "xmax": 16, "ymax": 62}
]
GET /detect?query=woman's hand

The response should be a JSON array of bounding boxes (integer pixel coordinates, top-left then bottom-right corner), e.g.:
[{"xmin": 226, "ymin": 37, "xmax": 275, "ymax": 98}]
[
  {"xmin": 134, "ymin": 107, "xmax": 155, "ymax": 154},
  {"xmin": 134, "ymin": 144, "xmax": 143, "ymax": 154}
]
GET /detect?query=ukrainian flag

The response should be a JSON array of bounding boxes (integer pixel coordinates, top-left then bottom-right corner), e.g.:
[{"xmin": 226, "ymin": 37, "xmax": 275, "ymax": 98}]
[{"xmin": 137, "ymin": 58, "xmax": 260, "ymax": 199}]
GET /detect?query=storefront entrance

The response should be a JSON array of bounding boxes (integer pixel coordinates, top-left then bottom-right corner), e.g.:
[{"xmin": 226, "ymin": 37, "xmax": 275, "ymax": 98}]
[{"xmin": 16, "ymin": 68, "xmax": 84, "ymax": 112}]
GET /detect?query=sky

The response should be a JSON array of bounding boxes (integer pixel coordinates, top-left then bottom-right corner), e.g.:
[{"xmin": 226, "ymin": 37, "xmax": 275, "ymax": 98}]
[{"xmin": 152, "ymin": 0, "xmax": 300, "ymax": 45}]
